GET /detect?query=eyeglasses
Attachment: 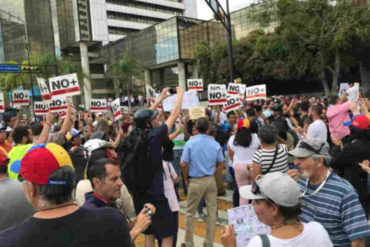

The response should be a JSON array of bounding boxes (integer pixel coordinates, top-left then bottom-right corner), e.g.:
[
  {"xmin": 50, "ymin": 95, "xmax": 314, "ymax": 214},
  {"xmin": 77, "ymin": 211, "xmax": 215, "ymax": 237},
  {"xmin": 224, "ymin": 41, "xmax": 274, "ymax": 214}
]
[{"xmin": 298, "ymin": 142, "xmax": 325, "ymax": 155}]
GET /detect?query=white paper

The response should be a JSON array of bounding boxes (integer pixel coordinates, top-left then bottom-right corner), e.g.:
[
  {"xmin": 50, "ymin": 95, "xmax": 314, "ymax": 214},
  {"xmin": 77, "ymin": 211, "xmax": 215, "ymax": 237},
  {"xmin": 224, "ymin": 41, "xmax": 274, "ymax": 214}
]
[
  {"xmin": 162, "ymin": 91, "xmax": 199, "ymax": 112},
  {"xmin": 12, "ymin": 90, "xmax": 30, "ymax": 106},
  {"xmin": 208, "ymin": 84, "xmax": 227, "ymax": 105},
  {"xmin": 187, "ymin": 79, "xmax": 204, "ymax": 91},
  {"xmin": 49, "ymin": 73, "xmax": 80, "ymax": 97},
  {"xmin": 36, "ymin": 77, "xmax": 52, "ymax": 101},
  {"xmin": 223, "ymin": 95, "xmax": 241, "ymax": 113},
  {"xmin": 227, "ymin": 205, "xmax": 271, "ymax": 247},
  {"xmin": 49, "ymin": 95, "xmax": 68, "ymax": 113},
  {"xmin": 34, "ymin": 101, "xmax": 49, "ymax": 115},
  {"xmin": 338, "ymin": 83, "xmax": 349, "ymax": 96},
  {"xmin": 90, "ymin": 99, "xmax": 107, "ymax": 112},
  {"xmin": 246, "ymin": 84, "xmax": 266, "ymax": 101},
  {"xmin": 111, "ymin": 98, "xmax": 122, "ymax": 120}
]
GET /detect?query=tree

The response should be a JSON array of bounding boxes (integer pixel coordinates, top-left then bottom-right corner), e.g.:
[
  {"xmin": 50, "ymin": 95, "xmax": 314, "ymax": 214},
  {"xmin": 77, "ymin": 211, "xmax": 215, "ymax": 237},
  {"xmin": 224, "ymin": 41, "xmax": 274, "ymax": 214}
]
[{"xmin": 247, "ymin": 0, "xmax": 370, "ymax": 95}]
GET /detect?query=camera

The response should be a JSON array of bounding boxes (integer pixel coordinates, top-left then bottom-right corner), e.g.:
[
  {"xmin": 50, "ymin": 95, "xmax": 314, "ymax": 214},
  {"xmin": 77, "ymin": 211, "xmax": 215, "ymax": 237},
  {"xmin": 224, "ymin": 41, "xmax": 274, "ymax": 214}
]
[
  {"xmin": 145, "ymin": 207, "xmax": 153, "ymax": 217},
  {"xmin": 168, "ymin": 88, "xmax": 176, "ymax": 95}
]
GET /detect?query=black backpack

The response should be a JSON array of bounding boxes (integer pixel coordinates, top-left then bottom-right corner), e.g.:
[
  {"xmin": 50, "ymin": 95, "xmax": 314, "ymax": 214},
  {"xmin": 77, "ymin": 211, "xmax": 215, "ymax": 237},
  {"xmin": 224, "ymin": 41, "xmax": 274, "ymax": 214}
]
[{"xmin": 117, "ymin": 129, "xmax": 154, "ymax": 197}]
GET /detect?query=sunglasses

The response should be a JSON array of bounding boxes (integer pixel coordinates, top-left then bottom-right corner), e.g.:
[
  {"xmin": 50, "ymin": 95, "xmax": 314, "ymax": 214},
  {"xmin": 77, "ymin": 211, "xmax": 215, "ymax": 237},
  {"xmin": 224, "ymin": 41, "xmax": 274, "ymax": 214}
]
[
  {"xmin": 251, "ymin": 180, "xmax": 273, "ymax": 202},
  {"xmin": 298, "ymin": 142, "xmax": 325, "ymax": 155}
]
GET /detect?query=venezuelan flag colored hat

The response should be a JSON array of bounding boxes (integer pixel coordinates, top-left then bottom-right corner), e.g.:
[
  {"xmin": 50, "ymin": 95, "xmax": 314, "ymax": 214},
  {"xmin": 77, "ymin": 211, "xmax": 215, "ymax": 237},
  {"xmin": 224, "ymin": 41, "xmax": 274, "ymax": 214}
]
[{"xmin": 19, "ymin": 143, "xmax": 74, "ymax": 185}]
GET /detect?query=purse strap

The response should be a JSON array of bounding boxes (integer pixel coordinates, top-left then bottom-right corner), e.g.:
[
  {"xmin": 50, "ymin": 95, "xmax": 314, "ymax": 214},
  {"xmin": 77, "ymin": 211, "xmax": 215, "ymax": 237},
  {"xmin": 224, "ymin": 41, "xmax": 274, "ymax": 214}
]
[
  {"xmin": 259, "ymin": 234, "xmax": 270, "ymax": 247},
  {"xmin": 262, "ymin": 145, "xmax": 279, "ymax": 175}
]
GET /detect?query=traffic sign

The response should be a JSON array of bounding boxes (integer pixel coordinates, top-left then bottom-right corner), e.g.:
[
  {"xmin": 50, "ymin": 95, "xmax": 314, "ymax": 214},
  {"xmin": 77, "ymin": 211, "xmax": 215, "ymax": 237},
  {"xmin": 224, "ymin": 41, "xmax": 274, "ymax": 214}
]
[{"xmin": 0, "ymin": 64, "xmax": 20, "ymax": 73}]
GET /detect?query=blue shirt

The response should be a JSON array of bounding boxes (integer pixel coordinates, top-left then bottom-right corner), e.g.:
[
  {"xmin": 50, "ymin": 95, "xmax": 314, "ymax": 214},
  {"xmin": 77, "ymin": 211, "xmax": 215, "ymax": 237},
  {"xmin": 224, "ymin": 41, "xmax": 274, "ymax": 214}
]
[
  {"xmin": 298, "ymin": 171, "xmax": 370, "ymax": 247},
  {"xmin": 181, "ymin": 134, "xmax": 224, "ymax": 177}
]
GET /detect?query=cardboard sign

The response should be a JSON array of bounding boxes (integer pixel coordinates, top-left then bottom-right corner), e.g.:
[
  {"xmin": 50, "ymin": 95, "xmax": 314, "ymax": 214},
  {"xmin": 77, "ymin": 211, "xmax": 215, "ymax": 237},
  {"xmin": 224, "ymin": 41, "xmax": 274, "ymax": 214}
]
[
  {"xmin": 90, "ymin": 99, "xmax": 107, "ymax": 112},
  {"xmin": 49, "ymin": 73, "xmax": 80, "ymax": 97},
  {"xmin": 187, "ymin": 79, "xmax": 203, "ymax": 91},
  {"xmin": 189, "ymin": 106, "xmax": 206, "ymax": 120},
  {"xmin": 49, "ymin": 96, "xmax": 68, "ymax": 113},
  {"xmin": 36, "ymin": 77, "xmax": 52, "ymax": 101},
  {"xmin": 162, "ymin": 91, "xmax": 199, "ymax": 112},
  {"xmin": 223, "ymin": 95, "xmax": 241, "ymax": 113},
  {"xmin": 34, "ymin": 101, "xmax": 49, "ymax": 115},
  {"xmin": 228, "ymin": 205, "xmax": 270, "ymax": 247},
  {"xmin": 208, "ymin": 84, "xmax": 227, "ymax": 105},
  {"xmin": 0, "ymin": 92, "xmax": 4, "ymax": 113},
  {"xmin": 246, "ymin": 84, "xmax": 266, "ymax": 101},
  {"xmin": 111, "ymin": 98, "xmax": 122, "ymax": 120},
  {"xmin": 227, "ymin": 83, "xmax": 245, "ymax": 96},
  {"xmin": 338, "ymin": 83, "xmax": 349, "ymax": 96},
  {"xmin": 12, "ymin": 90, "xmax": 30, "ymax": 106}
]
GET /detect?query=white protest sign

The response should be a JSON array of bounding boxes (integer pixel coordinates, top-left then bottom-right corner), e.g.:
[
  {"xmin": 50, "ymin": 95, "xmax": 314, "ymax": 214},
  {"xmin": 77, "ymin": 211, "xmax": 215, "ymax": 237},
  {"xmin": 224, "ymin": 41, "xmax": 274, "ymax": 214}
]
[
  {"xmin": 227, "ymin": 83, "xmax": 245, "ymax": 96},
  {"xmin": 162, "ymin": 91, "xmax": 199, "ymax": 112},
  {"xmin": 36, "ymin": 77, "xmax": 52, "ymax": 101},
  {"xmin": 90, "ymin": 99, "xmax": 107, "ymax": 112},
  {"xmin": 208, "ymin": 84, "xmax": 227, "ymax": 105},
  {"xmin": 34, "ymin": 101, "xmax": 49, "ymax": 115},
  {"xmin": 111, "ymin": 98, "xmax": 122, "ymax": 120},
  {"xmin": 49, "ymin": 96, "xmax": 68, "ymax": 113},
  {"xmin": 189, "ymin": 106, "xmax": 205, "ymax": 120},
  {"xmin": 0, "ymin": 92, "xmax": 4, "ymax": 113},
  {"xmin": 338, "ymin": 83, "xmax": 348, "ymax": 96},
  {"xmin": 12, "ymin": 90, "xmax": 30, "ymax": 106},
  {"xmin": 187, "ymin": 79, "xmax": 203, "ymax": 91},
  {"xmin": 228, "ymin": 205, "xmax": 271, "ymax": 247},
  {"xmin": 49, "ymin": 73, "xmax": 80, "ymax": 97},
  {"xmin": 146, "ymin": 83, "xmax": 156, "ymax": 100},
  {"xmin": 223, "ymin": 95, "xmax": 241, "ymax": 113},
  {"xmin": 121, "ymin": 106, "xmax": 129, "ymax": 114},
  {"xmin": 246, "ymin": 84, "xmax": 266, "ymax": 101}
]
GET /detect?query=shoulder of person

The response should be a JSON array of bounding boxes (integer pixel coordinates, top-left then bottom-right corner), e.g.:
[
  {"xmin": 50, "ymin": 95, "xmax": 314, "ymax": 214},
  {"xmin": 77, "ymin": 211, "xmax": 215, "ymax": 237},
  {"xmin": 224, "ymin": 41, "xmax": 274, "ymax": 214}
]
[{"xmin": 246, "ymin": 235, "xmax": 264, "ymax": 247}]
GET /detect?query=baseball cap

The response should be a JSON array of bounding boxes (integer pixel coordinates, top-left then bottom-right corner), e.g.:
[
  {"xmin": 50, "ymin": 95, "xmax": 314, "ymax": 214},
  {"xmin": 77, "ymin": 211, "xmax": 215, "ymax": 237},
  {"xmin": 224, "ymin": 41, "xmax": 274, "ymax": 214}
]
[
  {"xmin": 239, "ymin": 172, "xmax": 302, "ymax": 207},
  {"xmin": 66, "ymin": 128, "xmax": 81, "ymax": 141},
  {"xmin": 237, "ymin": 118, "xmax": 250, "ymax": 130},
  {"xmin": 288, "ymin": 138, "xmax": 330, "ymax": 158},
  {"xmin": 18, "ymin": 143, "xmax": 74, "ymax": 185},
  {"xmin": 343, "ymin": 114, "xmax": 370, "ymax": 130}
]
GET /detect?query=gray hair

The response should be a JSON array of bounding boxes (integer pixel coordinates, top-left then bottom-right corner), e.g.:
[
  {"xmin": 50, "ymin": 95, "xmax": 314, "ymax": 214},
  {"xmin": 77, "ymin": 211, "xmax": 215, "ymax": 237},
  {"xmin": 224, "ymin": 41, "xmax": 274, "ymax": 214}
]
[{"xmin": 258, "ymin": 125, "xmax": 278, "ymax": 144}]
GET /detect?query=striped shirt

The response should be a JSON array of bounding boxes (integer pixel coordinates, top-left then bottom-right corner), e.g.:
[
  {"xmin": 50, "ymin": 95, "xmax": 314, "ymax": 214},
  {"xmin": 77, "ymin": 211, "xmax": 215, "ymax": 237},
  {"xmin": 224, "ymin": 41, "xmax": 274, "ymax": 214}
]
[
  {"xmin": 252, "ymin": 144, "xmax": 289, "ymax": 174},
  {"xmin": 298, "ymin": 171, "xmax": 370, "ymax": 247}
]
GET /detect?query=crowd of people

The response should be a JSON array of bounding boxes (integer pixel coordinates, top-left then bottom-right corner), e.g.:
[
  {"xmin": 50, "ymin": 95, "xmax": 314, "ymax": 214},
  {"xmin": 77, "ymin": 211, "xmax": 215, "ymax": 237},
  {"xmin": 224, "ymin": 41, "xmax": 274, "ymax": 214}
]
[{"xmin": 0, "ymin": 85, "xmax": 369, "ymax": 247}]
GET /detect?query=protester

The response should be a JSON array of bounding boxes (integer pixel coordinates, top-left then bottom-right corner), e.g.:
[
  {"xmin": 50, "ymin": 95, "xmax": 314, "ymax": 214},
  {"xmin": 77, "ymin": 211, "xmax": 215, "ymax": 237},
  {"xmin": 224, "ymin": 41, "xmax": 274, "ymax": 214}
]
[
  {"xmin": 0, "ymin": 143, "xmax": 133, "ymax": 247},
  {"xmin": 306, "ymin": 104, "xmax": 328, "ymax": 141},
  {"xmin": 289, "ymin": 138, "xmax": 370, "ymax": 247},
  {"xmin": 181, "ymin": 117, "xmax": 225, "ymax": 247},
  {"xmin": 221, "ymin": 172, "xmax": 333, "ymax": 247},
  {"xmin": 0, "ymin": 124, "xmax": 12, "ymax": 154}
]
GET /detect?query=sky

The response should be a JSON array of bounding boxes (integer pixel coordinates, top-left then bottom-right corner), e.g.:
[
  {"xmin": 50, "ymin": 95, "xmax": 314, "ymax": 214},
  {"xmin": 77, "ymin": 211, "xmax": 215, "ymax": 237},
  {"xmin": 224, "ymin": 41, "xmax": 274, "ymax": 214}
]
[{"xmin": 196, "ymin": 0, "xmax": 256, "ymax": 20}]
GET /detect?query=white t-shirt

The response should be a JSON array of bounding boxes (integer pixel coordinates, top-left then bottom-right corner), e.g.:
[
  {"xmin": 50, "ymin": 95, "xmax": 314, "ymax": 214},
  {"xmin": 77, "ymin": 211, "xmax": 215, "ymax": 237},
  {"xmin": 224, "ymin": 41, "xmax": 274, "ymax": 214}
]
[
  {"xmin": 306, "ymin": 119, "xmax": 327, "ymax": 141},
  {"xmin": 163, "ymin": 161, "xmax": 180, "ymax": 212},
  {"xmin": 247, "ymin": 222, "xmax": 333, "ymax": 247},
  {"xmin": 228, "ymin": 134, "xmax": 260, "ymax": 168}
]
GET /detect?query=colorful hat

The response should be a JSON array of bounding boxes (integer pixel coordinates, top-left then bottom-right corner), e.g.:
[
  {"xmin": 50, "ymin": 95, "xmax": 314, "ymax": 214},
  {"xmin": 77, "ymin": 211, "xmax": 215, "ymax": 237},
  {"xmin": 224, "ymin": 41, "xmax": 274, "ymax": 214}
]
[
  {"xmin": 19, "ymin": 143, "xmax": 74, "ymax": 185},
  {"xmin": 66, "ymin": 128, "xmax": 81, "ymax": 141},
  {"xmin": 343, "ymin": 114, "xmax": 370, "ymax": 130},
  {"xmin": 237, "ymin": 118, "xmax": 250, "ymax": 130}
]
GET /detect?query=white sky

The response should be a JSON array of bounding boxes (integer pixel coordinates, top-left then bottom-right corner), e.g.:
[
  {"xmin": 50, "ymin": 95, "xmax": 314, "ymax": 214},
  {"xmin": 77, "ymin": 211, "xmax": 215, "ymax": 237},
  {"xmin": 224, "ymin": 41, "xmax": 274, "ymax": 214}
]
[{"xmin": 196, "ymin": 0, "xmax": 256, "ymax": 20}]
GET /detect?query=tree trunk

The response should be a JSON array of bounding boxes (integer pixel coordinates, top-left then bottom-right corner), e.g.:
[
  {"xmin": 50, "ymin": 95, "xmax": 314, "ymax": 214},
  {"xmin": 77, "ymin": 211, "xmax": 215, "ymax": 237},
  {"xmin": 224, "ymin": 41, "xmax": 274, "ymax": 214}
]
[
  {"xmin": 320, "ymin": 70, "xmax": 330, "ymax": 96},
  {"xmin": 359, "ymin": 59, "xmax": 370, "ymax": 97},
  {"xmin": 330, "ymin": 50, "xmax": 340, "ymax": 95},
  {"xmin": 113, "ymin": 78, "xmax": 120, "ymax": 98}
]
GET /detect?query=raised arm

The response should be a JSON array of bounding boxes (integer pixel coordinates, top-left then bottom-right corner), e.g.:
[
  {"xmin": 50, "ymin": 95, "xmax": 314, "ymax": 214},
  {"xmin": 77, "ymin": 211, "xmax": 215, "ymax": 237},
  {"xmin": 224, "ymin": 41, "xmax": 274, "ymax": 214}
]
[
  {"xmin": 165, "ymin": 87, "xmax": 184, "ymax": 133},
  {"xmin": 150, "ymin": 87, "xmax": 170, "ymax": 111},
  {"xmin": 36, "ymin": 112, "xmax": 53, "ymax": 144}
]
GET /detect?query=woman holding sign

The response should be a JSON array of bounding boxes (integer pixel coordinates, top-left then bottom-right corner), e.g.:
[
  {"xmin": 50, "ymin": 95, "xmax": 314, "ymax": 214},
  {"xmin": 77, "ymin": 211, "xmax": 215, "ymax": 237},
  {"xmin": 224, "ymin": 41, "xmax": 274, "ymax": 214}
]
[{"xmin": 221, "ymin": 172, "xmax": 333, "ymax": 247}]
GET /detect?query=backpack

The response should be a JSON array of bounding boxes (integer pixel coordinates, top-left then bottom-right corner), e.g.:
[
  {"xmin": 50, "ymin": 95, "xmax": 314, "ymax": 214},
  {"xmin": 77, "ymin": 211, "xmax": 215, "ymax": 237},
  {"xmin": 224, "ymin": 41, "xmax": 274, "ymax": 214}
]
[{"xmin": 117, "ymin": 128, "xmax": 154, "ymax": 197}]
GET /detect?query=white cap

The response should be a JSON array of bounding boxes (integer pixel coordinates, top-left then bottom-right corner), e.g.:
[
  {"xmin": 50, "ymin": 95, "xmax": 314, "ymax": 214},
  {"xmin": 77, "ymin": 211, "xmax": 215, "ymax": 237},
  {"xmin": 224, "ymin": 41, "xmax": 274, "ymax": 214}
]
[{"xmin": 239, "ymin": 172, "xmax": 302, "ymax": 207}]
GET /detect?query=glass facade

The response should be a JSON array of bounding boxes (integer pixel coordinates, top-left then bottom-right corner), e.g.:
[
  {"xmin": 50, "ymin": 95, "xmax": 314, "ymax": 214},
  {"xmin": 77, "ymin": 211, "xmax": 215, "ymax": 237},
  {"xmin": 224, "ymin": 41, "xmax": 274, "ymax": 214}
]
[
  {"xmin": 56, "ymin": 0, "xmax": 77, "ymax": 49},
  {"xmin": 0, "ymin": 19, "xmax": 27, "ymax": 62},
  {"xmin": 106, "ymin": 0, "xmax": 183, "ymax": 16}
]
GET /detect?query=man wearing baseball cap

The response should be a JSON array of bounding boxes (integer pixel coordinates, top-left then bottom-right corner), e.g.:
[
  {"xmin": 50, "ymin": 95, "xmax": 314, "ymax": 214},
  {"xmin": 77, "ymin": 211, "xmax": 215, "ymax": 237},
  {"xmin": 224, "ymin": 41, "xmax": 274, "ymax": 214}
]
[
  {"xmin": 289, "ymin": 138, "xmax": 370, "ymax": 247},
  {"xmin": 0, "ymin": 143, "xmax": 133, "ymax": 247}
]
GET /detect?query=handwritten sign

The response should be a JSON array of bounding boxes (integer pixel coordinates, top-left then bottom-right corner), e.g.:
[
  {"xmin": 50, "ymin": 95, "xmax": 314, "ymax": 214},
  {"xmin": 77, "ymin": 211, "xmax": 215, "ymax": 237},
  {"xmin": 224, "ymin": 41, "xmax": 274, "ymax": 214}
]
[
  {"xmin": 189, "ymin": 106, "xmax": 206, "ymax": 120},
  {"xmin": 208, "ymin": 84, "xmax": 227, "ymax": 105},
  {"xmin": 0, "ymin": 92, "xmax": 4, "ymax": 113},
  {"xmin": 36, "ymin": 77, "xmax": 52, "ymax": 101},
  {"xmin": 246, "ymin": 84, "xmax": 266, "ymax": 101},
  {"xmin": 187, "ymin": 79, "xmax": 203, "ymax": 91},
  {"xmin": 34, "ymin": 101, "xmax": 49, "ymax": 115},
  {"xmin": 49, "ymin": 73, "xmax": 80, "ymax": 97},
  {"xmin": 12, "ymin": 90, "xmax": 29, "ymax": 106},
  {"xmin": 162, "ymin": 91, "xmax": 199, "ymax": 112},
  {"xmin": 223, "ymin": 95, "xmax": 241, "ymax": 113},
  {"xmin": 228, "ymin": 205, "xmax": 271, "ymax": 247},
  {"xmin": 111, "ymin": 98, "xmax": 122, "ymax": 120},
  {"xmin": 90, "ymin": 99, "xmax": 107, "ymax": 112}
]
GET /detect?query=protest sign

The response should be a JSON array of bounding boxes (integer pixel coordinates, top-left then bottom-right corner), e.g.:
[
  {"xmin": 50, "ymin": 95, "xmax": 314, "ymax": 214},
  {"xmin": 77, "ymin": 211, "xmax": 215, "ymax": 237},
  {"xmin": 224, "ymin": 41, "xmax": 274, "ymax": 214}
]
[
  {"xmin": 189, "ymin": 106, "xmax": 206, "ymax": 120},
  {"xmin": 246, "ymin": 84, "xmax": 266, "ymax": 101},
  {"xmin": 111, "ymin": 98, "xmax": 122, "ymax": 120},
  {"xmin": 228, "ymin": 205, "xmax": 271, "ymax": 247},
  {"xmin": 12, "ymin": 90, "xmax": 29, "ymax": 106},
  {"xmin": 121, "ymin": 106, "xmax": 129, "ymax": 114},
  {"xmin": 36, "ymin": 77, "xmax": 52, "ymax": 101},
  {"xmin": 0, "ymin": 92, "xmax": 4, "ymax": 113},
  {"xmin": 208, "ymin": 84, "xmax": 227, "ymax": 105},
  {"xmin": 227, "ymin": 83, "xmax": 245, "ymax": 96},
  {"xmin": 49, "ymin": 96, "xmax": 68, "ymax": 113},
  {"xmin": 90, "ymin": 99, "xmax": 107, "ymax": 112},
  {"xmin": 162, "ymin": 91, "xmax": 199, "ymax": 112},
  {"xmin": 223, "ymin": 95, "xmax": 241, "ymax": 113},
  {"xmin": 187, "ymin": 79, "xmax": 203, "ymax": 91},
  {"xmin": 34, "ymin": 101, "xmax": 49, "ymax": 115},
  {"xmin": 49, "ymin": 73, "xmax": 80, "ymax": 97},
  {"xmin": 338, "ymin": 83, "xmax": 349, "ymax": 96}
]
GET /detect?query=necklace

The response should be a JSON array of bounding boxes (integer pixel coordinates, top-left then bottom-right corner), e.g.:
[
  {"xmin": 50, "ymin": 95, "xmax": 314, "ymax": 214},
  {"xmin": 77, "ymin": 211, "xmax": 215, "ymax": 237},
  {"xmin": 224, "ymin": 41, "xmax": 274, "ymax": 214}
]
[
  {"xmin": 35, "ymin": 202, "xmax": 78, "ymax": 212},
  {"xmin": 303, "ymin": 169, "xmax": 330, "ymax": 197}
]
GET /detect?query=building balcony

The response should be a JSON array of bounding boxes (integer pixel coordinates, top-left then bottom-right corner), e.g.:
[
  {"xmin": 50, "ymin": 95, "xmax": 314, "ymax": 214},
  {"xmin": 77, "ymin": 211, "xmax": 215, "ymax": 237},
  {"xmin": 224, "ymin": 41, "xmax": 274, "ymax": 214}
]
[
  {"xmin": 106, "ymin": 3, "xmax": 175, "ymax": 20},
  {"xmin": 107, "ymin": 19, "xmax": 152, "ymax": 30}
]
